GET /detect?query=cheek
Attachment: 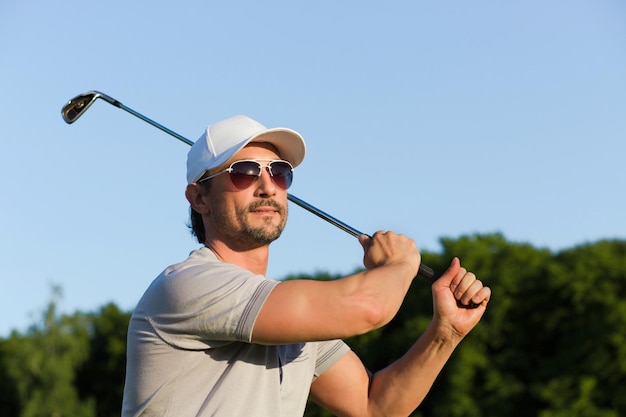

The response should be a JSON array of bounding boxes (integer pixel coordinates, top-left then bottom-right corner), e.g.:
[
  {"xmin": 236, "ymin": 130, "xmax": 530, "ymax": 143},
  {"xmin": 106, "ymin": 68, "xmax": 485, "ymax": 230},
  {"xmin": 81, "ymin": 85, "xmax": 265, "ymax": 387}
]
[
  {"xmin": 207, "ymin": 200, "xmax": 233, "ymax": 232},
  {"xmin": 209, "ymin": 193, "xmax": 245, "ymax": 223}
]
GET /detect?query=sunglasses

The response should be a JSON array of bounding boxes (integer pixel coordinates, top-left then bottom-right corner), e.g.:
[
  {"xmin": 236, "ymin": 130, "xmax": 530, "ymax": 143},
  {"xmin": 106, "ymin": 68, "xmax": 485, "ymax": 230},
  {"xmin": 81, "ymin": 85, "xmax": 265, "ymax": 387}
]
[{"xmin": 198, "ymin": 159, "xmax": 294, "ymax": 190}]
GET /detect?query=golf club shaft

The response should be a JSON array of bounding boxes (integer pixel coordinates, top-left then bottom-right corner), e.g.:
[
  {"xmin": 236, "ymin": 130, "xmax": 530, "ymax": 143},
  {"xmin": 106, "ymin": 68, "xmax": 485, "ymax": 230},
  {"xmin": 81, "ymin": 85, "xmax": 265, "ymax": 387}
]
[
  {"xmin": 286, "ymin": 195, "xmax": 439, "ymax": 281},
  {"xmin": 112, "ymin": 101, "xmax": 194, "ymax": 147},
  {"xmin": 61, "ymin": 90, "xmax": 439, "ymax": 282},
  {"xmin": 62, "ymin": 91, "xmax": 193, "ymax": 146}
]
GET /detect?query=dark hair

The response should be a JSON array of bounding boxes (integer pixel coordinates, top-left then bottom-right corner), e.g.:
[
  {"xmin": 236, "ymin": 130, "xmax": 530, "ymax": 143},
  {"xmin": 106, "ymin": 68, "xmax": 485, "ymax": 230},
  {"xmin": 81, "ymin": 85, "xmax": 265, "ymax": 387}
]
[
  {"xmin": 188, "ymin": 207, "xmax": 205, "ymax": 244},
  {"xmin": 187, "ymin": 178, "xmax": 211, "ymax": 244}
]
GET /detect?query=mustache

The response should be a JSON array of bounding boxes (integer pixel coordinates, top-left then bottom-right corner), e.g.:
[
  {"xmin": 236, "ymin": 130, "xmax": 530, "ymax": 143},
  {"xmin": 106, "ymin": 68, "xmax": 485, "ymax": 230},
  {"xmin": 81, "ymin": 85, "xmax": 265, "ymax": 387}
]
[{"xmin": 248, "ymin": 198, "xmax": 286, "ymax": 214}]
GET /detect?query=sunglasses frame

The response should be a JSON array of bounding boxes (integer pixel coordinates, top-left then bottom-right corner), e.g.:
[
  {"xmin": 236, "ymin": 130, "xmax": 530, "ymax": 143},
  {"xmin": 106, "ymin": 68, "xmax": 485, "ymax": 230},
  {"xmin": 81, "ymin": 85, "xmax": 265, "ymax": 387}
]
[{"xmin": 197, "ymin": 159, "xmax": 294, "ymax": 189}]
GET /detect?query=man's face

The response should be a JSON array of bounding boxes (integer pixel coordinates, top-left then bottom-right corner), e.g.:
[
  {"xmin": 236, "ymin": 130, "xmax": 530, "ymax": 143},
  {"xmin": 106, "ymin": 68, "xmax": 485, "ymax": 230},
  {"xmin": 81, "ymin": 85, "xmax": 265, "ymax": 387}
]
[{"xmin": 204, "ymin": 143, "xmax": 289, "ymax": 250}]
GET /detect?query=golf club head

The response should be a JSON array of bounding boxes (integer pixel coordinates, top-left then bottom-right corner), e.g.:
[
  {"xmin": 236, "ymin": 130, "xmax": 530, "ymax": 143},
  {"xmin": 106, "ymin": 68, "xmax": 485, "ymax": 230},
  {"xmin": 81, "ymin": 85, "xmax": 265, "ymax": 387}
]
[
  {"xmin": 61, "ymin": 91, "xmax": 100, "ymax": 124},
  {"xmin": 61, "ymin": 91, "xmax": 119, "ymax": 124}
]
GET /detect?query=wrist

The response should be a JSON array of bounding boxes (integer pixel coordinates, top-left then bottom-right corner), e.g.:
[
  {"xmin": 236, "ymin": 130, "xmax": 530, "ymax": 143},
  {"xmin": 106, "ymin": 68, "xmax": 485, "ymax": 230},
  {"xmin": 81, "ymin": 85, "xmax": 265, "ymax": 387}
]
[
  {"xmin": 387, "ymin": 260, "xmax": 419, "ymax": 278},
  {"xmin": 427, "ymin": 319, "xmax": 464, "ymax": 348}
]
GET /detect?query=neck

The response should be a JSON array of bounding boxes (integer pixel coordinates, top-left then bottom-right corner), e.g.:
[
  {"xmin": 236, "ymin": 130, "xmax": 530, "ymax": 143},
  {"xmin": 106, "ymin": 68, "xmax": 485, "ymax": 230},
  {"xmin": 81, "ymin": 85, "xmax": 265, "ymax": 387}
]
[{"xmin": 204, "ymin": 239, "xmax": 270, "ymax": 275}]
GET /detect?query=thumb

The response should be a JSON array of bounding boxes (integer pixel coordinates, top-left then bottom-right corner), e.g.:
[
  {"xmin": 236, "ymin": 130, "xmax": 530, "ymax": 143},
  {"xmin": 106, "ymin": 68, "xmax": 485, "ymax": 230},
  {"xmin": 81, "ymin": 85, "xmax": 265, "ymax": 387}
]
[
  {"xmin": 358, "ymin": 234, "xmax": 371, "ymax": 250},
  {"xmin": 435, "ymin": 257, "xmax": 461, "ymax": 288}
]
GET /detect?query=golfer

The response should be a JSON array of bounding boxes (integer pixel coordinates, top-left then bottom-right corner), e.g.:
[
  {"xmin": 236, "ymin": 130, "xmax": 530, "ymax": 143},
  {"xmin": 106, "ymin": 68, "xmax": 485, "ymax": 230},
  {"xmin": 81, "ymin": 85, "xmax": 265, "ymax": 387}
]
[{"xmin": 121, "ymin": 115, "xmax": 491, "ymax": 417}]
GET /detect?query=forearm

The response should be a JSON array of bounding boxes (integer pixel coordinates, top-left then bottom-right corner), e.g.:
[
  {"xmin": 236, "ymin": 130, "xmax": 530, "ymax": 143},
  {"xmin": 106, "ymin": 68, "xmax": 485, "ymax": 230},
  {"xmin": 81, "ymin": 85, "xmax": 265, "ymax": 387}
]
[
  {"xmin": 310, "ymin": 259, "xmax": 489, "ymax": 417},
  {"xmin": 367, "ymin": 321, "xmax": 463, "ymax": 417},
  {"xmin": 253, "ymin": 262, "xmax": 417, "ymax": 343},
  {"xmin": 349, "ymin": 262, "xmax": 416, "ymax": 323}
]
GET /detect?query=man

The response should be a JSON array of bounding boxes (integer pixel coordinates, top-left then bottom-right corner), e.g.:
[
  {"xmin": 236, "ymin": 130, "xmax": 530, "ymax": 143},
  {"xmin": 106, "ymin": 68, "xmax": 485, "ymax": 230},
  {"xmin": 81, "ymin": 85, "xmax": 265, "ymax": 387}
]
[{"xmin": 122, "ymin": 115, "xmax": 491, "ymax": 417}]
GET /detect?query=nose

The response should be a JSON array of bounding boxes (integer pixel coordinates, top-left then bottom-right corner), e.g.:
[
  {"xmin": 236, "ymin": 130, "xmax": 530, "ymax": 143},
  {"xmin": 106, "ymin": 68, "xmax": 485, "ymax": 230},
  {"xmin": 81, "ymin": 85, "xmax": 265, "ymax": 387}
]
[{"xmin": 255, "ymin": 167, "xmax": 277, "ymax": 197}]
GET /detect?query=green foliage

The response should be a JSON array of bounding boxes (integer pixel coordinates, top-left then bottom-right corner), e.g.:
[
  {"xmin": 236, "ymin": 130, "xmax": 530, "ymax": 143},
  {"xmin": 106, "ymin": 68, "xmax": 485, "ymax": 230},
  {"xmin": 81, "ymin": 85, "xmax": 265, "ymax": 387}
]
[
  {"xmin": 304, "ymin": 234, "xmax": 626, "ymax": 417},
  {"xmin": 0, "ymin": 288, "xmax": 131, "ymax": 417},
  {"xmin": 1, "ymin": 235, "xmax": 625, "ymax": 417},
  {"xmin": 1, "ymin": 286, "xmax": 94, "ymax": 417},
  {"xmin": 76, "ymin": 303, "xmax": 131, "ymax": 417},
  {"xmin": 0, "ymin": 338, "xmax": 20, "ymax": 415}
]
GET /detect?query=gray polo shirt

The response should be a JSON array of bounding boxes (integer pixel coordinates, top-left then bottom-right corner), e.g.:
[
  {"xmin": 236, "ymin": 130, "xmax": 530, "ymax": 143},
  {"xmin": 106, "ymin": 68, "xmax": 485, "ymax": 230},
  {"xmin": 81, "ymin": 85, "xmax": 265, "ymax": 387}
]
[{"xmin": 122, "ymin": 247, "xmax": 350, "ymax": 416}]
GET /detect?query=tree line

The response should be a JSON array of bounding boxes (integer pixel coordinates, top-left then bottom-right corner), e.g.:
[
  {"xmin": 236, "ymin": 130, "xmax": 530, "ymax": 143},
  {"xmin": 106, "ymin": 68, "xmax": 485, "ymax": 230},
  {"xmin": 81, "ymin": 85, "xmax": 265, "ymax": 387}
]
[{"xmin": 1, "ymin": 233, "xmax": 624, "ymax": 417}]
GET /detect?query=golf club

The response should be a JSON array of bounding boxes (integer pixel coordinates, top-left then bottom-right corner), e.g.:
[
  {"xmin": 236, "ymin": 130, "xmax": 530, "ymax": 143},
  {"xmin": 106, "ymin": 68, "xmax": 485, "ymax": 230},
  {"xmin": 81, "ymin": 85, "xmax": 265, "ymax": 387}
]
[
  {"xmin": 62, "ymin": 91, "xmax": 193, "ymax": 146},
  {"xmin": 61, "ymin": 90, "xmax": 439, "ymax": 281}
]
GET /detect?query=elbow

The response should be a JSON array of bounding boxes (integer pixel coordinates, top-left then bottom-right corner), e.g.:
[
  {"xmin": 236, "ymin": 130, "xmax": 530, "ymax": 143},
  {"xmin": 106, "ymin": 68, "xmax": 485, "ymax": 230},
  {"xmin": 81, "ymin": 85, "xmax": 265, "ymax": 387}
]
[{"xmin": 354, "ymin": 296, "xmax": 392, "ymax": 334}]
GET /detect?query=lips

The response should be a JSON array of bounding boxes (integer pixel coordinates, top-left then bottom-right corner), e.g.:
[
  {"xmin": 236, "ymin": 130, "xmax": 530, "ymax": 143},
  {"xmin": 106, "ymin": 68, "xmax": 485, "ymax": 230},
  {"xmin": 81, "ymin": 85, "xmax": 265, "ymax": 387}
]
[
  {"xmin": 251, "ymin": 207, "xmax": 278, "ymax": 214},
  {"xmin": 248, "ymin": 199, "xmax": 284, "ymax": 216}
]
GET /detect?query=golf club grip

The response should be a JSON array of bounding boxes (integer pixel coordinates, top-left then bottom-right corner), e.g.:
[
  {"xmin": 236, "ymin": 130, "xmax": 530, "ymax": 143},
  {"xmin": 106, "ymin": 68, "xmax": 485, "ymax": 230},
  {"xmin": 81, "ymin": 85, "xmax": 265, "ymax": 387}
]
[{"xmin": 418, "ymin": 263, "xmax": 440, "ymax": 282}]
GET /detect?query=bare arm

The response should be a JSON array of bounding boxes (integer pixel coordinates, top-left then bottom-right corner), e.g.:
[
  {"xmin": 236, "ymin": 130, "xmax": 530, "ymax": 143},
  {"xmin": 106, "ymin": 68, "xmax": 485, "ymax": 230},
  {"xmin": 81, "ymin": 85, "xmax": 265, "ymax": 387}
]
[
  {"xmin": 310, "ymin": 258, "xmax": 491, "ymax": 417},
  {"xmin": 252, "ymin": 231, "xmax": 420, "ymax": 344}
]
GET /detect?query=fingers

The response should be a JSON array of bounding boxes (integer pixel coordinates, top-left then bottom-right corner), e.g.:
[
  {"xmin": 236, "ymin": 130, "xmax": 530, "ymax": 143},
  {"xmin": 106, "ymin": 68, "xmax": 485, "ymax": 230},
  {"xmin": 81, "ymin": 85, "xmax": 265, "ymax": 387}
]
[
  {"xmin": 361, "ymin": 231, "xmax": 420, "ymax": 273},
  {"xmin": 450, "ymin": 266, "xmax": 489, "ymax": 306}
]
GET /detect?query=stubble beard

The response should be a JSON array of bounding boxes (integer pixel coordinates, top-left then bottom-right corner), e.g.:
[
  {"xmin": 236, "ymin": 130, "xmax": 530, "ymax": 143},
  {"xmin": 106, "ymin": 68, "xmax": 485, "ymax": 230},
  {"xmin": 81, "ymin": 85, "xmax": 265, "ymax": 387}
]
[{"xmin": 214, "ymin": 199, "xmax": 287, "ymax": 250}]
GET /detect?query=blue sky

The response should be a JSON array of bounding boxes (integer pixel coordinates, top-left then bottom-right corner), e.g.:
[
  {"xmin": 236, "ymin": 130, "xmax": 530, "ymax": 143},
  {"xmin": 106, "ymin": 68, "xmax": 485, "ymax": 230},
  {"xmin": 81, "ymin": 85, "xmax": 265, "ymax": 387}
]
[{"xmin": 1, "ymin": 0, "xmax": 624, "ymax": 336}]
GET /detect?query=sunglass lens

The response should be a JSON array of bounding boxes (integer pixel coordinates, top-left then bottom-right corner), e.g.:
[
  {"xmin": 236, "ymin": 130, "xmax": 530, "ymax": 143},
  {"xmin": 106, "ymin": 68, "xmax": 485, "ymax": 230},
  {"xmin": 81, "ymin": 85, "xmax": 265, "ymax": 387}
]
[
  {"xmin": 227, "ymin": 160, "xmax": 293, "ymax": 190},
  {"xmin": 229, "ymin": 161, "xmax": 261, "ymax": 189},
  {"xmin": 269, "ymin": 161, "xmax": 293, "ymax": 189}
]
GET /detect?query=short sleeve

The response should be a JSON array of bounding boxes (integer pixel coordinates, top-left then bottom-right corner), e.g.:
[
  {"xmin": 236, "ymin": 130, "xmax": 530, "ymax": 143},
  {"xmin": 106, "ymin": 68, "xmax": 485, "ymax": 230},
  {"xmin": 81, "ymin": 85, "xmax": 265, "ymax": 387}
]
[
  {"xmin": 314, "ymin": 340, "xmax": 351, "ymax": 378},
  {"xmin": 135, "ymin": 248, "xmax": 279, "ymax": 350}
]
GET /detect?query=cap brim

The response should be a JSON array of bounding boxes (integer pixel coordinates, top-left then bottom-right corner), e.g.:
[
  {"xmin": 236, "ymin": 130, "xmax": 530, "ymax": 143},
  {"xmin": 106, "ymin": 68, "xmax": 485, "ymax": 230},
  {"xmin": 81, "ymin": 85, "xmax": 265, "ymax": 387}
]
[
  {"xmin": 187, "ymin": 121, "xmax": 307, "ymax": 184},
  {"xmin": 249, "ymin": 128, "xmax": 306, "ymax": 168}
]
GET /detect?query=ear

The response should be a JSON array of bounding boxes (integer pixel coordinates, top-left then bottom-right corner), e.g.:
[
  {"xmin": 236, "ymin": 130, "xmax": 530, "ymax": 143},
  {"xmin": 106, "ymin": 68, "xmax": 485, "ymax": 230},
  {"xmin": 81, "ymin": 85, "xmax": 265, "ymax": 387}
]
[{"xmin": 185, "ymin": 183, "xmax": 211, "ymax": 214}]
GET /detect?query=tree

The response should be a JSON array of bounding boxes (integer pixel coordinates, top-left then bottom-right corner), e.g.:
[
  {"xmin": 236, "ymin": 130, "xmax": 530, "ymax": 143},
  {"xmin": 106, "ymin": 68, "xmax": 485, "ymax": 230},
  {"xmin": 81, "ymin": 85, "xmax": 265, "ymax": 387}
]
[
  {"xmin": 536, "ymin": 240, "xmax": 626, "ymax": 416},
  {"xmin": 2, "ymin": 235, "xmax": 624, "ymax": 417},
  {"xmin": 0, "ymin": 338, "xmax": 20, "ymax": 416},
  {"xmin": 76, "ymin": 303, "xmax": 131, "ymax": 417},
  {"xmin": 305, "ymin": 234, "xmax": 626, "ymax": 417},
  {"xmin": 2, "ymin": 285, "xmax": 95, "ymax": 417}
]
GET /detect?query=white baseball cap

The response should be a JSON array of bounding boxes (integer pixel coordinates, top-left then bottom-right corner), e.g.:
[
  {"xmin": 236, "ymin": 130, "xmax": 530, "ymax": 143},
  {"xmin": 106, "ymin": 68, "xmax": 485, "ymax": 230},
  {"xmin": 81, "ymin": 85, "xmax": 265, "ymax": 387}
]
[{"xmin": 186, "ymin": 115, "xmax": 306, "ymax": 184}]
